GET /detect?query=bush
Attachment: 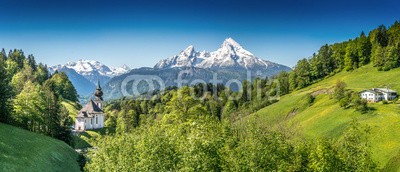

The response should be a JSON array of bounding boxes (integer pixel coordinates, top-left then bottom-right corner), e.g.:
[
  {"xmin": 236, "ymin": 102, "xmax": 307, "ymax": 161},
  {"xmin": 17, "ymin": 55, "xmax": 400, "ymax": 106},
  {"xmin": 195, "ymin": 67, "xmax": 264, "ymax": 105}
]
[
  {"xmin": 339, "ymin": 98, "xmax": 349, "ymax": 108},
  {"xmin": 351, "ymin": 93, "xmax": 368, "ymax": 113},
  {"xmin": 306, "ymin": 94, "xmax": 315, "ymax": 106}
]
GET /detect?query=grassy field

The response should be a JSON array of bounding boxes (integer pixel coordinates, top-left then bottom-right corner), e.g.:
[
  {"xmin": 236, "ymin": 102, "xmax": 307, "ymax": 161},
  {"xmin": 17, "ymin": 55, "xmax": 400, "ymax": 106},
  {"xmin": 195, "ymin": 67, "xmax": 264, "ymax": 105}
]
[
  {"xmin": 0, "ymin": 123, "xmax": 80, "ymax": 172},
  {"xmin": 247, "ymin": 64, "xmax": 400, "ymax": 171},
  {"xmin": 62, "ymin": 100, "xmax": 81, "ymax": 119},
  {"xmin": 72, "ymin": 128, "xmax": 109, "ymax": 149}
]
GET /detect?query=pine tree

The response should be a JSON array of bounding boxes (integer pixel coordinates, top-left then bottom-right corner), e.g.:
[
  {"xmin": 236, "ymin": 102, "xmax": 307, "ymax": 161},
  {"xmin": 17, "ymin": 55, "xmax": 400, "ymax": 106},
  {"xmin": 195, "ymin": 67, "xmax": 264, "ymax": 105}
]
[
  {"xmin": 27, "ymin": 54, "xmax": 37, "ymax": 72},
  {"xmin": 0, "ymin": 59, "xmax": 12, "ymax": 123},
  {"xmin": 331, "ymin": 42, "xmax": 347, "ymax": 72},
  {"xmin": 35, "ymin": 63, "xmax": 50, "ymax": 84},
  {"xmin": 369, "ymin": 25, "xmax": 388, "ymax": 47},
  {"xmin": 294, "ymin": 58, "xmax": 311, "ymax": 89},
  {"xmin": 0, "ymin": 48, "xmax": 6, "ymax": 62},
  {"xmin": 318, "ymin": 44, "xmax": 334, "ymax": 76},
  {"xmin": 8, "ymin": 49, "xmax": 26, "ymax": 70},
  {"xmin": 344, "ymin": 41, "xmax": 359, "ymax": 71},
  {"xmin": 357, "ymin": 32, "xmax": 372, "ymax": 65}
]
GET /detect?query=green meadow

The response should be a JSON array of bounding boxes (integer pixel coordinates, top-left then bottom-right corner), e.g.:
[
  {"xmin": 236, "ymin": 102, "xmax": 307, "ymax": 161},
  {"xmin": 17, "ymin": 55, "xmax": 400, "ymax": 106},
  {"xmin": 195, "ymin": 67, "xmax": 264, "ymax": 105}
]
[{"xmin": 249, "ymin": 64, "xmax": 400, "ymax": 171}]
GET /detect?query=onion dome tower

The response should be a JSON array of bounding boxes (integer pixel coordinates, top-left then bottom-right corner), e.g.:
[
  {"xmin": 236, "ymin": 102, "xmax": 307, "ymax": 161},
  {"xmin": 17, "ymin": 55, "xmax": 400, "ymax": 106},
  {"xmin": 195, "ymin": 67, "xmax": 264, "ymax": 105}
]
[{"xmin": 94, "ymin": 80, "xmax": 103, "ymax": 109}]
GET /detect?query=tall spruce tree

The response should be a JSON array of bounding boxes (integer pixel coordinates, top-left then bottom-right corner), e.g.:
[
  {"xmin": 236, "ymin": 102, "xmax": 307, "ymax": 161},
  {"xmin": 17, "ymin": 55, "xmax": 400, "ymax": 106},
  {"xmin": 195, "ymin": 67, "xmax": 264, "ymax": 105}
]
[{"xmin": 0, "ymin": 59, "xmax": 12, "ymax": 123}]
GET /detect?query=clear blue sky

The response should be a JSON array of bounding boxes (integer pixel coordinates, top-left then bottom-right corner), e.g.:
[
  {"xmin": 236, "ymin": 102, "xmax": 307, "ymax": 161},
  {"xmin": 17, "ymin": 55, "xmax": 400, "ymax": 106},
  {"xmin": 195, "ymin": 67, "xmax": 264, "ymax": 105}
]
[{"xmin": 0, "ymin": 0, "xmax": 399, "ymax": 68}]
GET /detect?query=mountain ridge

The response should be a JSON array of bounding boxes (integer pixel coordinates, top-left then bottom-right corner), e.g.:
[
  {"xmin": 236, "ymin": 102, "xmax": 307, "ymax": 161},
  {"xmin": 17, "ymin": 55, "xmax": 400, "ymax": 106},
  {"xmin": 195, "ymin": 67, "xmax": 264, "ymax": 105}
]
[
  {"xmin": 154, "ymin": 38, "xmax": 286, "ymax": 70},
  {"xmin": 49, "ymin": 60, "xmax": 131, "ymax": 97},
  {"xmin": 103, "ymin": 38, "xmax": 291, "ymax": 100}
]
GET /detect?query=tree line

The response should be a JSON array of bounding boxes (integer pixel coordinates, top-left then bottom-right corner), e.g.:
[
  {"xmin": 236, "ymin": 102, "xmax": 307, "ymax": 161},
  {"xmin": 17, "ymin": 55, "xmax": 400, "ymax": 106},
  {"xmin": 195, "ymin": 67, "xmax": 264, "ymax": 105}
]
[
  {"xmin": 0, "ymin": 49, "xmax": 79, "ymax": 145},
  {"xmin": 102, "ymin": 76, "xmax": 289, "ymax": 134},
  {"xmin": 288, "ymin": 21, "xmax": 400, "ymax": 91}
]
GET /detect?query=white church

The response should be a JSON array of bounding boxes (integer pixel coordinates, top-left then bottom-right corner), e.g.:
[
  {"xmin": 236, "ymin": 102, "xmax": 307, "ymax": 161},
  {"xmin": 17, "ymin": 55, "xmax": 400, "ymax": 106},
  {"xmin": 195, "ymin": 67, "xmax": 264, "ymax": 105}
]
[{"xmin": 75, "ymin": 82, "xmax": 105, "ymax": 131}]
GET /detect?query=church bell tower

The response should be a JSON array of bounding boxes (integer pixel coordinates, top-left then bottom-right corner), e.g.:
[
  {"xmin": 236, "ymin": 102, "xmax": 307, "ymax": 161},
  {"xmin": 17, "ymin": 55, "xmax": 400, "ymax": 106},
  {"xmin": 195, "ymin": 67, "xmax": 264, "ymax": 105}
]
[{"xmin": 94, "ymin": 80, "xmax": 103, "ymax": 109}]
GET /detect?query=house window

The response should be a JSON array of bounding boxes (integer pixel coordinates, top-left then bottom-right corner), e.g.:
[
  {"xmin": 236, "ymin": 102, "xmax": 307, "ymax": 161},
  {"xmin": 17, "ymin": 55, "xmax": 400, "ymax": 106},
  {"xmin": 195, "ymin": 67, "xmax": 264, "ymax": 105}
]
[
  {"xmin": 91, "ymin": 118, "xmax": 93, "ymax": 125},
  {"xmin": 96, "ymin": 116, "xmax": 98, "ymax": 124}
]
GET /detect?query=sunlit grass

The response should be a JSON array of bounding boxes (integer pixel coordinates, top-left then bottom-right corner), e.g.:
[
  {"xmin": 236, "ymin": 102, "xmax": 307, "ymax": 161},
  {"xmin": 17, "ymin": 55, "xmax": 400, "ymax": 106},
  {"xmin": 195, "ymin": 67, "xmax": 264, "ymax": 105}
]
[
  {"xmin": 0, "ymin": 123, "xmax": 80, "ymax": 171},
  {"xmin": 250, "ymin": 64, "xmax": 400, "ymax": 170}
]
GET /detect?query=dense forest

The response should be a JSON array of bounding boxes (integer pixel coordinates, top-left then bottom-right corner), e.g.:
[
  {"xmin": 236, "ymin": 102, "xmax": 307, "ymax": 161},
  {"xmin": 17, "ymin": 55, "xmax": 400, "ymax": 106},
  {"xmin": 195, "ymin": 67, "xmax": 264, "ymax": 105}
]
[
  {"xmin": 84, "ymin": 21, "xmax": 400, "ymax": 171},
  {"xmin": 85, "ymin": 85, "xmax": 377, "ymax": 171},
  {"xmin": 0, "ymin": 49, "xmax": 79, "ymax": 145},
  {"xmin": 289, "ymin": 21, "xmax": 400, "ymax": 90}
]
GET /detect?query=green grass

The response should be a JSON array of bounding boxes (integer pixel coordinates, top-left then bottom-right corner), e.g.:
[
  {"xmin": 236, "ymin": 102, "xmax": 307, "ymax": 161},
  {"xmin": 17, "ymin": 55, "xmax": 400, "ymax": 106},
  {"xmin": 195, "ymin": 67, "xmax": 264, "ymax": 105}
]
[
  {"xmin": 0, "ymin": 123, "xmax": 80, "ymax": 172},
  {"xmin": 73, "ymin": 128, "xmax": 111, "ymax": 149},
  {"xmin": 72, "ymin": 135, "xmax": 91, "ymax": 149},
  {"xmin": 62, "ymin": 100, "xmax": 80, "ymax": 120},
  {"xmin": 248, "ymin": 64, "xmax": 400, "ymax": 171}
]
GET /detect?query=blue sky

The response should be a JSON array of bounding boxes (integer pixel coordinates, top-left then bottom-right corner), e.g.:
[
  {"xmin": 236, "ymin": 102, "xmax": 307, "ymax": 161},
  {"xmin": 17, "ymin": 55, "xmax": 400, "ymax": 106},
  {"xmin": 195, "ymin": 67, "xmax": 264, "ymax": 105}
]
[{"xmin": 0, "ymin": 0, "xmax": 399, "ymax": 68}]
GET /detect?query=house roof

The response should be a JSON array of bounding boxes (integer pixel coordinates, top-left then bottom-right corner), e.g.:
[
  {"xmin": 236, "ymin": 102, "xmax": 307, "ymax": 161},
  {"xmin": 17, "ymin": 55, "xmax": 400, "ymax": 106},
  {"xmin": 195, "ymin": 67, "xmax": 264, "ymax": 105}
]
[
  {"xmin": 76, "ymin": 100, "xmax": 103, "ymax": 118},
  {"xmin": 374, "ymin": 88, "xmax": 397, "ymax": 93},
  {"xmin": 360, "ymin": 89, "xmax": 382, "ymax": 95}
]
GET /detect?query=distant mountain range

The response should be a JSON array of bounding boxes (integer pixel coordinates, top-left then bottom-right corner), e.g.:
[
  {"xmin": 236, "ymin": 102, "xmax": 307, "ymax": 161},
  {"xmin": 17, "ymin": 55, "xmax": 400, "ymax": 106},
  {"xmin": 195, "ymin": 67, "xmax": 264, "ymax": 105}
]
[
  {"xmin": 49, "ymin": 60, "xmax": 130, "ymax": 96},
  {"xmin": 103, "ymin": 38, "xmax": 291, "ymax": 100},
  {"xmin": 49, "ymin": 38, "xmax": 291, "ymax": 100}
]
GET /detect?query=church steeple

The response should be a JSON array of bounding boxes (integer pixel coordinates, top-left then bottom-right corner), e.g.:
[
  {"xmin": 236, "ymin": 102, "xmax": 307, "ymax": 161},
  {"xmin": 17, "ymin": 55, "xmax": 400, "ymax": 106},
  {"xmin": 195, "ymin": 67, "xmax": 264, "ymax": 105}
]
[
  {"xmin": 94, "ymin": 80, "xmax": 103, "ymax": 101},
  {"xmin": 97, "ymin": 80, "xmax": 101, "ymax": 90}
]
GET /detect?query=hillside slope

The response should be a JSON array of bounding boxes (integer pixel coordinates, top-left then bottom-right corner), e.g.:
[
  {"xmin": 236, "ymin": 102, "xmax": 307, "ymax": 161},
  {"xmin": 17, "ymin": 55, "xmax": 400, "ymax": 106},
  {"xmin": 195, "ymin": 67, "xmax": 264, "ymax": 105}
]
[
  {"xmin": 0, "ymin": 123, "xmax": 80, "ymax": 172},
  {"xmin": 248, "ymin": 64, "xmax": 400, "ymax": 171}
]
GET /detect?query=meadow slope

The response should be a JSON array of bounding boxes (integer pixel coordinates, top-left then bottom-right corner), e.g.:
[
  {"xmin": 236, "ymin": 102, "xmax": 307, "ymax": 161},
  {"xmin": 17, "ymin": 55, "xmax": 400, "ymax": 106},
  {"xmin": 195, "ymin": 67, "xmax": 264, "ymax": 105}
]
[
  {"xmin": 0, "ymin": 123, "xmax": 80, "ymax": 172},
  {"xmin": 248, "ymin": 64, "xmax": 400, "ymax": 171}
]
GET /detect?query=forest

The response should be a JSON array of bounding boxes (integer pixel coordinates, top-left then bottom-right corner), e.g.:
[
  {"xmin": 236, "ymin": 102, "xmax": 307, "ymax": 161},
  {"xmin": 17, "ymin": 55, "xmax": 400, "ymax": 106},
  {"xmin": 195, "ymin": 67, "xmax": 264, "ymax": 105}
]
[{"xmin": 0, "ymin": 49, "xmax": 79, "ymax": 145}]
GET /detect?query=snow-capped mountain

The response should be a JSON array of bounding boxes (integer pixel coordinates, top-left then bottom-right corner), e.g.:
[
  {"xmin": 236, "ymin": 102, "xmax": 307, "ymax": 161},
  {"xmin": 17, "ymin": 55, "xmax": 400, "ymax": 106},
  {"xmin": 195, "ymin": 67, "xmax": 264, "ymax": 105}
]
[
  {"xmin": 154, "ymin": 38, "xmax": 285, "ymax": 70},
  {"xmin": 52, "ymin": 60, "xmax": 130, "ymax": 78},
  {"xmin": 103, "ymin": 38, "xmax": 291, "ymax": 100},
  {"xmin": 49, "ymin": 60, "xmax": 131, "ymax": 96},
  {"xmin": 154, "ymin": 45, "xmax": 210, "ymax": 69}
]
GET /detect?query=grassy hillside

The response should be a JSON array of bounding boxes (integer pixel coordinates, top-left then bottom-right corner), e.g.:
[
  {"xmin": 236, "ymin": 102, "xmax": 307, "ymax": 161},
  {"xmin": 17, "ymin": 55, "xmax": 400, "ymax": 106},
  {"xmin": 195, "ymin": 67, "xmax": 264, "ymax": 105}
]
[
  {"xmin": 0, "ymin": 123, "xmax": 80, "ymax": 172},
  {"xmin": 247, "ymin": 64, "xmax": 400, "ymax": 171},
  {"xmin": 62, "ymin": 100, "xmax": 81, "ymax": 119}
]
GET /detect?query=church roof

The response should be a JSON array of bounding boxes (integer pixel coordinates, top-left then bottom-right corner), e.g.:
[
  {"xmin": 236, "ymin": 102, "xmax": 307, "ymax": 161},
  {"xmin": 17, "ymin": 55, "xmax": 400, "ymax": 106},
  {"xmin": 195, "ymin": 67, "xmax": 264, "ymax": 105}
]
[{"xmin": 77, "ymin": 100, "xmax": 103, "ymax": 118}]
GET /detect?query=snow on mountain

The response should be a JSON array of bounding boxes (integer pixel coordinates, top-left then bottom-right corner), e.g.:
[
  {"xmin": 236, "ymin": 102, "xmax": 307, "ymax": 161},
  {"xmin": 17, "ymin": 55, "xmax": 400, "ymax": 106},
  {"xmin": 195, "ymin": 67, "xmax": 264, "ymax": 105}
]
[
  {"xmin": 110, "ymin": 64, "xmax": 131, "ymax": 76},
  {"xmin": 49, "ymin": 60, "xmax": 131, "ymax": 96},
  {"xmin": 103, "ymin": 38, "xmax": 291, "ymax": 100},
  {"xmin": 55, "ymin": 60, "xmax": 130, "ymax": 77},
  {"xmin": 154, "ymin": 38, "xmax": 285, "ymax": 70},
  {"xmin": 154, "ymin": 45, "xmax": 210, "ymax": 69},
  {"xmin": 51, "ymin": 60, "xmax": 130, "ymax": 78}
]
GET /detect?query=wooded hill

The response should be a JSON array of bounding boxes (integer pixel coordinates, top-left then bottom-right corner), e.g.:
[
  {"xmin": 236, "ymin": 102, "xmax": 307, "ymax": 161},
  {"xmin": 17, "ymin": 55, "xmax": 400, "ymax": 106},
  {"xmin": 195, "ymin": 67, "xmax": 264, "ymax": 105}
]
[{"xmin": 0, "ymin": 49, "xmax": 81, "ymax": 156}]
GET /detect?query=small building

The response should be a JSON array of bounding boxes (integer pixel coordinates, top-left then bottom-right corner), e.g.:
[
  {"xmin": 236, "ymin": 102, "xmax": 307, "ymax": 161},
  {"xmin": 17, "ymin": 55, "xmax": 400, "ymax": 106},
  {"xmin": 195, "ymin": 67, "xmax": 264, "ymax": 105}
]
[
  {"xmin": 360, "ymin": 88, "xmax": 397, "ymax": 102},
  {"xmin": 75, "ymin": 82, "xmax": 105, "ymax": 131},
  {"xmin": 373, "ymin": 88, "xmax": 397, "ymax": 100}
]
